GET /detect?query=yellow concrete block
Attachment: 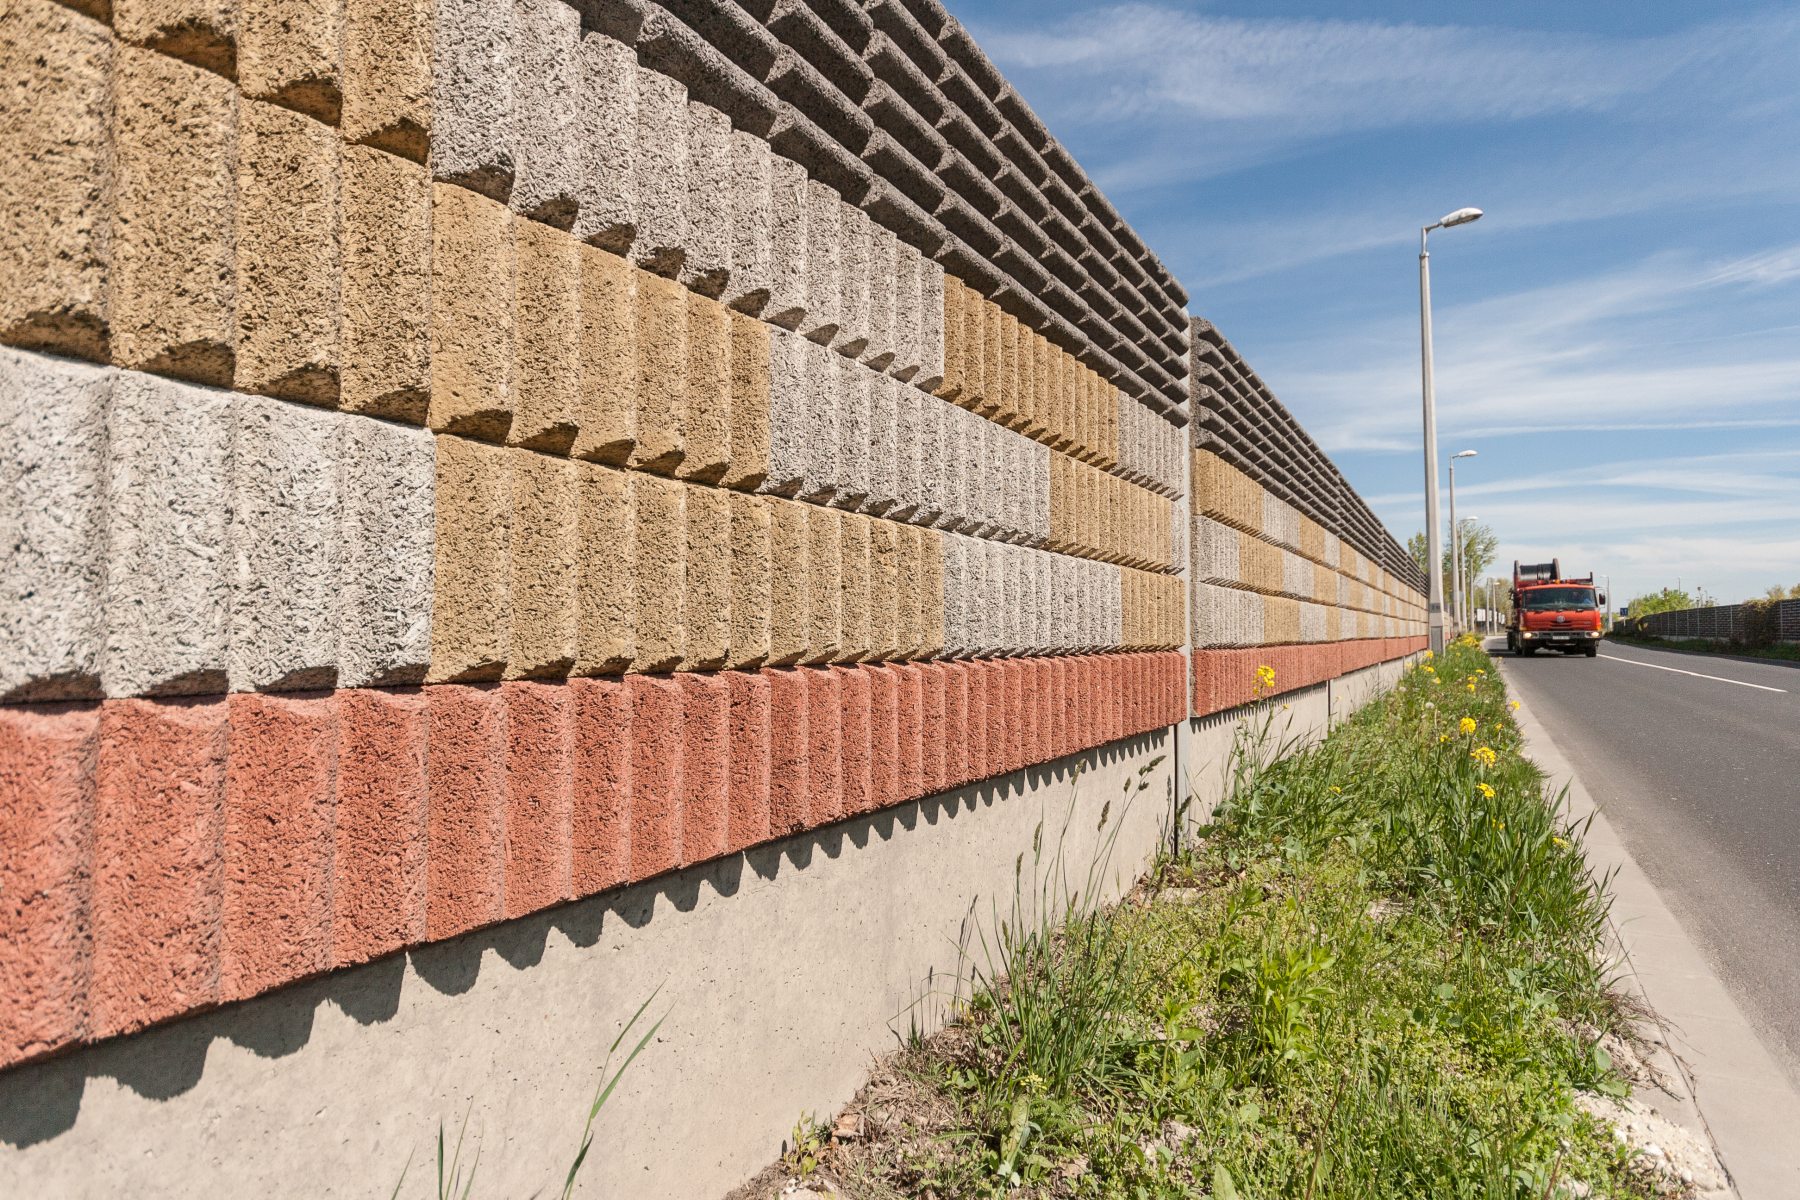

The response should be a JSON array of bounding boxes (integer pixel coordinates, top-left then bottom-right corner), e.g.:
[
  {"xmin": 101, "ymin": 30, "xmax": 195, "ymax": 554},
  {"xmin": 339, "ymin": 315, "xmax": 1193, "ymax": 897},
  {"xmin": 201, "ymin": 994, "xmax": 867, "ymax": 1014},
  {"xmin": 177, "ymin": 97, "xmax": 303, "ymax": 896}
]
[
  {"xmin": 722, "ymin": 309, "xmax": 771, "ymax": 491},
  {"xmin": 342, "ymin": 144, "xmax": 430, "ymax": 422},
  {"xmin": 682, "ymin": 482, "xmax": 730, "ymax": 670},
  {"xmin": 631, "ymin": 471, "xmax": 685, "ymax": 672},
  {"xmin": 840, "ymin": 512, "xmax": 871, "ymax": 662},
  {"xmin": 430, "ymin": 182, "xmax": 515, "ymax": 441},
  {"xmin": 726, "ymin": 489, "xmax": 772, "ymax": 668},
  {"xmin": 630, "ymin": 267, "xmax": 687, "ymax": 475},
  {"xmin": 429, "ymin": 435, "xmax": 511, "ymax": 682},
  {"xmin": 512, "ymin": 215, "xmax": 581, "ymax": 452},
  {"xmin": 574, "ymin": 242, "xmax": 637, "ymax": 465},
  {"xmin": 868, "ymin": 517, "xmax": 899, "ymax": 660},
  {"xmin": 506, "ymin": 448, "xmax": 578, "ymax": 679},
  {"xmin": 574, "ymin": 461, "xmax": 635, "ymax": 675},
  {"xmin": 680, "ymin": 291, "xmax": 732, "ymax": 484},
  {"xmin": 767, "ymin": 498, "xmax": 809, "ymax": 666}
]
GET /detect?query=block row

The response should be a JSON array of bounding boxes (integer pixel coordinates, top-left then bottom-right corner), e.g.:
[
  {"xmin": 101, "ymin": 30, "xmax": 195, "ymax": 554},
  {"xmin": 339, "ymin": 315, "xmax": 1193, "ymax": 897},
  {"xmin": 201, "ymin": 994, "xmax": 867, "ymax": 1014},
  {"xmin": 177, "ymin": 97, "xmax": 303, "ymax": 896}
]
[
  {"xmin": 0, "ymin": 650, "xmax": 1189, "ymax": 1068},
  {"xmin": 1191, "ymin": 638, "xmax": 1428, "ymax": 717},
  {"xmin": 1191, "ymin": 584, "xmax": 1421, "ymax": 650},
  {"xmin": 1051, "ymin": 454, "xmax": 1179, "ymax": 571},
  {"xmin": 938, "ymin": 275, "xmax": 1179, "ymax": 497}
]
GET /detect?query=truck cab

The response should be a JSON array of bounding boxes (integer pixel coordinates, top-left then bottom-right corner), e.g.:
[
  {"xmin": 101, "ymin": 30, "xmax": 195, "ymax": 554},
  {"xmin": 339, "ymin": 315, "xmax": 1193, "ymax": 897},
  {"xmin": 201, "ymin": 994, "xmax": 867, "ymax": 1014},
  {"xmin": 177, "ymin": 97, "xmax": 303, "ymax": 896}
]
[{"xmin": 1507, "ymin": 560, "xmax": 1605, "ymax": 657}]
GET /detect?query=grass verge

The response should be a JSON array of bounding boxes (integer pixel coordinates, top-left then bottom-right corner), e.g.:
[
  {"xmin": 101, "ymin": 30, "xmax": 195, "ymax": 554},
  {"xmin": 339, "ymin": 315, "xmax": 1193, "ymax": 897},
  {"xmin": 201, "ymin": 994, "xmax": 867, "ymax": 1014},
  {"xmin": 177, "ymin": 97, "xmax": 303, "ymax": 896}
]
[{"xmin": 736, "ymin": 638, "xmax": 1667, "ymax": 1199}]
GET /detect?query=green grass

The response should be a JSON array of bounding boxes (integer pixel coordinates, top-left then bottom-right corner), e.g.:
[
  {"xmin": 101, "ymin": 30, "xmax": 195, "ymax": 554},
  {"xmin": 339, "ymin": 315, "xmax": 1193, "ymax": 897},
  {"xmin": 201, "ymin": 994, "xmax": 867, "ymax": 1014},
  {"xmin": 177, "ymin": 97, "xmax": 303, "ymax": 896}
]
[
  {"xmin": 1608, "ymin": 631, "xmax": 1800, "ymax": 663},
  {"xmin": 842, "ymin": 639, "xmax": 1647, "ymax": 1199}
]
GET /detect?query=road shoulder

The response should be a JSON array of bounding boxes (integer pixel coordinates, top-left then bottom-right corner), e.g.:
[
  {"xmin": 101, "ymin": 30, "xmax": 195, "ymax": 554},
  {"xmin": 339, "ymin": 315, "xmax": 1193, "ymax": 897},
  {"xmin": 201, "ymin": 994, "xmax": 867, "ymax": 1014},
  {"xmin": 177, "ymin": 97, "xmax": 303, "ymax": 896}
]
[{"xmin": 1501, "ymin": 657, "xmax": 1800, "ymax": 1200}]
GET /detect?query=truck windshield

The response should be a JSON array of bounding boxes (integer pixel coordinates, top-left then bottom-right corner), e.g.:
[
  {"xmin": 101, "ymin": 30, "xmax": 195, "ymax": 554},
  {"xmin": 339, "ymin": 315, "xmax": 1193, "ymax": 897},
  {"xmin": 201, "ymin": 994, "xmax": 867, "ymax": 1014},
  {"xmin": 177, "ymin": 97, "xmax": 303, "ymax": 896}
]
[{"xmin": 1520, "ymin": 587, "xmax": 1595, "ymax": 611}]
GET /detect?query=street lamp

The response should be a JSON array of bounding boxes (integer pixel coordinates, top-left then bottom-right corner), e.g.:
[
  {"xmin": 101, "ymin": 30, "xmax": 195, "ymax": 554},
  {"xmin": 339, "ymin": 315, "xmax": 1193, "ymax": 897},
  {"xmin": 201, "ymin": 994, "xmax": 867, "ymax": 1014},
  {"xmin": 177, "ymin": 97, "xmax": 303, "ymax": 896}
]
[
  {"xmin": 1448, "ymin": 450, "xmax": 1477, "ymax": 631},
  {"xmin": 1419, "ymin": 206, "xmax": 1483, "ymax": 653}
]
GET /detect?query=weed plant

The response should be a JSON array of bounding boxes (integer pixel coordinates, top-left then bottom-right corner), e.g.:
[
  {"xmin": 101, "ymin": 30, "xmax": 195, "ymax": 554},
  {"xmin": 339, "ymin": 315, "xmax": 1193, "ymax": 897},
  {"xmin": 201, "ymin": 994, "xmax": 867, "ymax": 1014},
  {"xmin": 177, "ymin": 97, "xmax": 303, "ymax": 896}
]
[{"xmin": 863, "ymin": 639, "xmax": 1643, "ymax": 1199}]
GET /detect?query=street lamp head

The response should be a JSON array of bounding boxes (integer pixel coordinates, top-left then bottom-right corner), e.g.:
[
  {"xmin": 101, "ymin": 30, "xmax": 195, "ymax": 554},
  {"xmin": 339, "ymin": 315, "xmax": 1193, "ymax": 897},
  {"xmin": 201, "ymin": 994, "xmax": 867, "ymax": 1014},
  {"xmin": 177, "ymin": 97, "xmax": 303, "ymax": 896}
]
[
  {"xmin": 1453, "ymin": 449, "xmax": 1478, "ymax": 460},
  {"xmin": 1439, "ymin": 207, "xmax": 1484, "ymax": 228}
]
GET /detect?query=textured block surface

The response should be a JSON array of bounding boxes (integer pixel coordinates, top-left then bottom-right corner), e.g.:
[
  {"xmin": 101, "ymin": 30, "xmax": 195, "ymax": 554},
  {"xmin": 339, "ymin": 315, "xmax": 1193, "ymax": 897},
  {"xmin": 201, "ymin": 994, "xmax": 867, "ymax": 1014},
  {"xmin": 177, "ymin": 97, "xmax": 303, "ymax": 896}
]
[
  {"xmin": 343, "ymin": 0, "xmax": 432, "ymax": 160},
  {"xmin": 431, "ymin": 0, "xmax": 513, "ymax": 198},
  {"xmin": 429, "ymin": 184, "xmax": 515, "ymax": 441},
  {"xmin": 341, "ymin": 145, "xmax": 431, "ymax": 421}
]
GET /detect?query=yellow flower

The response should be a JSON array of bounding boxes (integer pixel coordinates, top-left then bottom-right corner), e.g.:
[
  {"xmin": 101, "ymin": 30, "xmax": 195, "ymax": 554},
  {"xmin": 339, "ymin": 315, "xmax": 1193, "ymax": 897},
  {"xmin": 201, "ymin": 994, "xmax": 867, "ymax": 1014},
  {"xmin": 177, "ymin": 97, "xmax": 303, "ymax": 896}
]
[
  {"xmin": 1423, "ymin": 650, "xmax": 1434, "ymax": 660},
  {"xmin": 1329, "ymin": 785, "xmax": 1342, "ymax": 794},
  {"xmin": 1458, "ymin": 716, "xmax": 1477, "ymax": 735},
  {"xmin": 1438, "ymin": 734, "xmax": 1450, "ymax": 744},
  {"xmin": 1553, "ymin": 836, "xmax": 1568, "ymax": 848},
  {"xmin": 1493, "ymin": 722, "xmax": 1504, "ymax": 733},
  {"xmin": 1466, "ymin": 682, "xmax": 1476, "ymax": 693},
  {"xmin": 1471, "ymin": 746, "xmax": 1497, "ymax": 768},
  {"xmin": 1255, "ymin": 664, "xmax": 1277, "ymax": 692},
  {"xmin": 1508, "ymin": 699, "xmax": 1520, "ymax": 711},
  {"xmin": 1476, "ymin": 782, "xmax": 1495, "ymax": 799}
]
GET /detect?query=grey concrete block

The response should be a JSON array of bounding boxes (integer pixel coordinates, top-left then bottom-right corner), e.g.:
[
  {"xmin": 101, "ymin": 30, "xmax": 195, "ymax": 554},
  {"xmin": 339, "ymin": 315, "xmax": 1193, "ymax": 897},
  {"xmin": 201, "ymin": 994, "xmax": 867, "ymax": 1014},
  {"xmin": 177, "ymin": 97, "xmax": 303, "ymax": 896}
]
[
  {"xmin": 727, "ymin": 129, "xmax": 774, "ymax": 313},
  {"xmin": 338, "ymin": 417, "xmax": 435, "ymax": 687},
  {"xmin": 102, "ymin": 372, "xmax": 232, "ymax": 697},
  {"xmin": 912, "ymin": 391, "xmax": 945, "ymax": 527},
  {"xmin": 636, "ymin": 6, "xmax": 779, "ymax": 135},
  {"xmin": 888, "ymin": 378, "xmax": 920, "ymax": 522},
  {"xmin": 432, "ymin": 0, "xmax": 515, "ymax": 199},
  {"xmin": 681, "ymin": 100, "xmax": 734, "ymax": 296},
  {"xmin": 768, "ymin": 0, "xmax": 873, "ymax": 103},
  {"xmin": 864, "ymin": 368, "xmax": 900, "ymax": 518},
  {"xmin": 767, "ymin": 44, "xmax": 872, "ymax": 155},
  {"xmin": 981, "ymin": 418, "xmax": 1005, "ymax": 539},
  {"xmin": 762, "ymin": 325, "xmax": 812, "ymax": 496},
  {"xmin": 889, "ymin": 239, "xmax": 923, "ymax": 382},
  {"xmin": 0, "ymin": 347, "xmax": 110, "ymax": 701},
  {"xmin": 831, "ymin": 354, "xmax": 870, "ymax": 509},
  {"xmin": 916, "ymin": 257, "xmax": 946, "ymax": 393},
  {"xmin": 939, "ymin": 530, "xmax": 967, "ymax": 656},
  {"xmin": 575, "ymin": 32, "xmax": 639, "ymax": 252},
  {"xmin": 932, "ymin": 402, "xmax": 970, "ymax": 532},
  {"xmin": 798, "ymin": 337, "xmax": 841, "ymax": 503},
  {"xmin": 861, "ymin": 223, "xmax": 898, "ymax": 372},
  {"xmin": 767, "ymin": 100, "xmax": 873, "ymax": 204},
  {"xmin": 1300, "ymin": 601, "xmax": 1326, "ymax": 644},
  {"xmin": 801, "ymin": 179, "xmax": 842, "ymax": 345},
  {"xmin": 667, "ymin": 0, "xmax": 782, "ymax": 78},
  {"xmin": 229, "ymin": 395, "xmax": 342, "ymax": 693},
  {"xmin": 510, "ymin": 0, "xmax": 582, "ymax": 228},
  {"xmin": 632, "ymin": 65, "xmax": 689, "ymax": 275},
  {"xmin": 1028, "ymin": 440, "xmax": 1051, "ymax": 547},
  {"xmin": 765, "ymin": 153, "xmax": 810, "ymax": 328},
  {"xmin": 835, "ymin": 204, "xmax": 873, "ymax": 357}
]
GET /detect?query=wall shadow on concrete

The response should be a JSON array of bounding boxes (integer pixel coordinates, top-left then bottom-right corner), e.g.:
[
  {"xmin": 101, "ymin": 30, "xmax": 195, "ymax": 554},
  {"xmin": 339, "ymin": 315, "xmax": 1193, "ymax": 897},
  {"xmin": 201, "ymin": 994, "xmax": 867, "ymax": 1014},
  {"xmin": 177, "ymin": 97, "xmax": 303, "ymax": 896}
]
[{"xmin": 0, "ymin": 734, "xmax": 1150, "ymax": 1150}]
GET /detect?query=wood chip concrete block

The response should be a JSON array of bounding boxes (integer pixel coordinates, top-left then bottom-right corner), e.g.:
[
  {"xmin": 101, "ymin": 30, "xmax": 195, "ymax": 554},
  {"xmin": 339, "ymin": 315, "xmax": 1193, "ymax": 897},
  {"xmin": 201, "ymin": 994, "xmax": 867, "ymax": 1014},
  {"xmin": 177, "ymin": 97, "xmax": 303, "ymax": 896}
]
[
  {"xmin": 240, "ymin": 0, "xmax": 342, "ymax": 123},
  {"xmin": 801, "ymin": 180, "xmax": 842, "ymax": 346},
  {"xmin": 0, "ymin": 348, "xmax": 110, "ymax": 701},
  {"xmin": 725, "ymin": 129, "xmax": 773, "ymax": 315},
  {"xmin": 115, "ymin": 0, "xmax": 236, "ymax": 76},
  {"xmin": 630, "ymin": 471, "xmax": 685, "ymax": 672},
  {"xmin": 510, "ymin": 216, "xmax": 581, "ymax": 451},
  {"xmin": 935, "ymin": 274, "xmax": 964, "ymax": 403},
  {"xmin": 505, "ymin": 448, "xmax": 578, "ymax": 678},
  {"xmin": 510, "ymin": 0, "xmax": 580, "ymax": 229},
  {"xmin": 629, "ymin": 268, "xmax": 688, "ymax": 474},
  {"xmin": 722, "ymin": 309, "xmax": 771, "ymax": 490},
  {"xmin": 102, "ymin": 373, "xmax": 231, "ymax": 697},
  {"xmin": 429, "ymin": 183, "xmax": 515, "ymax": 441},
  {"xmin": 343, "ymin": 0, "xmax": 431, "ymax": 160},
  {"xmin": 921, "ymin": 528, "xmax": 945, "ymax": 657},
  {"xmin": 573, "ymin": 242, "xmax": 637, "ymax": 464},
  {"xmin": 111, "ymin": 48, "xmax": 238, "ymax": 387},
  {"xmin": 429, "ymin": 434, "xmax": 512, "ymax": 682},
  {"xmin": 338, "ymin": 416, "xmax": 434, "ymax": 687},
  {"xmin": 868, "ymin": 517, "xmax": 899, "ymax": 660},
  {"xmin": 891, "ymin": 238, "xmax": 923, "ymax": 382},
  {"xmin": 227, "ymin": 394, "xmax": 341, "ymax": 692},
  {"xmin": 727, "ymin": 490, "xmax": 771, "ymax": 668},
  {"xmin": 680, "ymin": 101, "xmax": 732, "ymax": 296},
  {"xmin": 679, "ymin": 481, "xmax": 731, "ymax": 673},
  {"xmin": 574, "ymin": 31, "xmax": 637, "ymax": 253},
  {"xmin": 431, "ymin": 0, "xmax": 513, "ymax": 199},
  {"xmin": 678, "ymin": 291, "xmax": 732, "ymax": 483},
  {"xmin": 236, "ymin": 99, "xmax": 340, "ymax": 407},
  {"xmin": 2, "ymin": 1, "xmax": 113, "ymax": 363},
  {"xmin": 804, "ymin": 504, "xmax": 843, "ymax": 664},
  {"xmin": 573, "ymin": 461, "xmax": 635, "ymax": 675},
  {"xmin": 631, "ymin": 65, "xmax": 687, "ymax": 275},
  {"xmin": 916, "ymin": 257, "xmax": 945, "ymax": 392},
  {"xmin": 767, "ymin": 497, "xmax": 809, "ymax": 666},
  {"xmin": 864, "ymin": 367, "xmax": 898, "ymax": 517},
  {"xmin": 830, "ymin": 354, "xmax": 870, "ymax": 510},
  {"xmin": 861, "ymin": 223, "xmax": 897, "ymax": 372},
  {"xmin": 762, "ymin": 325, "xmax": 816, "ymax": 497},
  {"xmin": 765, "ymin": 154, "xmax": 809, "ymax": 329},
  {"xmin": 840, "ymin": 512, "xmax": 871, "ymax": 661},
  {"xmin": 341, "ymin": 145, "xmax": 429, "ymax": 422}
]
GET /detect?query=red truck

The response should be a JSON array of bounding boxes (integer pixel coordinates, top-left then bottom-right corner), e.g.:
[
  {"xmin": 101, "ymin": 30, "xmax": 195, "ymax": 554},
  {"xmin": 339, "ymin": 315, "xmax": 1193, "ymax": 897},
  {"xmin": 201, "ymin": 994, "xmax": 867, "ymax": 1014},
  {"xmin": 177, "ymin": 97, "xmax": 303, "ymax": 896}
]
[{"xmin": 1507, "ymin": 560, "xmax": 1606, "ymax": 657}]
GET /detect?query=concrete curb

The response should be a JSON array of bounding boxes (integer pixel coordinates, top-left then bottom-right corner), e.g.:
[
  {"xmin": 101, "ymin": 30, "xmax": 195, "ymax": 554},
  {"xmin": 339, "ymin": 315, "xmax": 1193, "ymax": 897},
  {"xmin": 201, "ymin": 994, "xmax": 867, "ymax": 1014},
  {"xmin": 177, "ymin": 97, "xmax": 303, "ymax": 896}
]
[{"xmin": 1501, "ymin": 657, "xmax": 1800, "ymax": 1199}]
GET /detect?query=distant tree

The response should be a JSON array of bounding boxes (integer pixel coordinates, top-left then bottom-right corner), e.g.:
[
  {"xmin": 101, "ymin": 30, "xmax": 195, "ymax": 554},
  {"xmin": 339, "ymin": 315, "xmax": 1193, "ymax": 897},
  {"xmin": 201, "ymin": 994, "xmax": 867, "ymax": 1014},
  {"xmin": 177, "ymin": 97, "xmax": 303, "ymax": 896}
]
[
  {"xmin": 1626, "ymin": 588, "xmax": 1693, "ymax": 618},
  {"xmin": 1758, "ymin": 583, "xmax": 1800, "ymax": 602},
  {"xmin": 1407, "ymin": 524, "xmax": 1499, "ymax": 617}
]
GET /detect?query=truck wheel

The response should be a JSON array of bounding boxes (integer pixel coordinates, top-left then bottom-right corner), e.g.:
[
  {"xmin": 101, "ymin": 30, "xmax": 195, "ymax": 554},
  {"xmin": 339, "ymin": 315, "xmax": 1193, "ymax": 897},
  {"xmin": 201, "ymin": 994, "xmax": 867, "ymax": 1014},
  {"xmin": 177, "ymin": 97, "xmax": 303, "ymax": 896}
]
[
  {"xmin": 1518, "ymin": 645, "xmax": 1536, "ymax": 657},
  {"xmin": 1584, "ymin": 645, "xmax": 1598, "ymax": 658}
]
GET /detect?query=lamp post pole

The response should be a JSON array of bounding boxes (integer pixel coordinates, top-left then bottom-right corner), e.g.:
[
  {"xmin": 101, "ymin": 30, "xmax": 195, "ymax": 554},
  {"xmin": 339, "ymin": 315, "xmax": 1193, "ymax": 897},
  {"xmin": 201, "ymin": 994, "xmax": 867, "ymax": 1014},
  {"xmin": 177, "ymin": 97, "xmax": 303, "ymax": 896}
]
[{"xmin": 1417, "ymin": 207, "xmax": 1482, "ymax": 653}]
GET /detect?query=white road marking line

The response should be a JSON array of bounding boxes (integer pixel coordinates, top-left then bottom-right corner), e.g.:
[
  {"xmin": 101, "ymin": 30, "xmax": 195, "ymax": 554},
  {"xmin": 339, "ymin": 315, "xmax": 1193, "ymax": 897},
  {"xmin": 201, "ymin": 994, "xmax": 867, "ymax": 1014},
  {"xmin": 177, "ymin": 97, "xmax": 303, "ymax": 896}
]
[{"xmin": 1598, "ymin": 653, "xmax": 1787, "ymax": 693}]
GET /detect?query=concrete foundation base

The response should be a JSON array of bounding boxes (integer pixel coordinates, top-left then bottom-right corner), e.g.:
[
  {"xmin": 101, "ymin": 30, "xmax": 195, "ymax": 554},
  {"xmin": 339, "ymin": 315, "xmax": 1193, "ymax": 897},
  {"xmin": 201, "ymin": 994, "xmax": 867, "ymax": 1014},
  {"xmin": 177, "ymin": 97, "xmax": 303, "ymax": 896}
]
[{"xmin": 0, "ymin": 655, "xmax": 1414, "ymax": 1198}]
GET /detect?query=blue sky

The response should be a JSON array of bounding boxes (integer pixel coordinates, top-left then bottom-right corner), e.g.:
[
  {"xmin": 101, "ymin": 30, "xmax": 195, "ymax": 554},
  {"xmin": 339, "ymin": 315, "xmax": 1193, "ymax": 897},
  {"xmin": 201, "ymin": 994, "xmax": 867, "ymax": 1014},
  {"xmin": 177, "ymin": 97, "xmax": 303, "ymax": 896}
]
[{"xmin": 960, "ymin": 0, "xmax": 1800, "ymax": 606}]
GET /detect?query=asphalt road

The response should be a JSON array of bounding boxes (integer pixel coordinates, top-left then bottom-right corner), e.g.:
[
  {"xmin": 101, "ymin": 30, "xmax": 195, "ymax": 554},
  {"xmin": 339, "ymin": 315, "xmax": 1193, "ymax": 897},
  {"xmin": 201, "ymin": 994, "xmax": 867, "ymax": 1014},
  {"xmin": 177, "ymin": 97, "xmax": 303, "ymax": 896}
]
[{"xmin": 1492, "ymin": 636, "xmax": 1800, "ymax": 1089}]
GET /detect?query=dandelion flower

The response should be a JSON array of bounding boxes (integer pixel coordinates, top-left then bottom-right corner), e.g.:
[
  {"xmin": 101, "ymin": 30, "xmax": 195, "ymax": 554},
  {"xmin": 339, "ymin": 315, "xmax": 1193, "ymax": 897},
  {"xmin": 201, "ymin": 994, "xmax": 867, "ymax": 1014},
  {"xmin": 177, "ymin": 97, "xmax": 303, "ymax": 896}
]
[
  {"xmin": 1423, "ymin": 650, "xmax": 1434, "ymax": 660},
  {"xmin": 1508, "ymin": 700, "xmax": 1520, "ymax": 711},
  {"xmin": 1458, "ymin": 716, "xmax": 1477, "ymax": 735},
  {"xmin": 1471, "ymin": 746, "xmax": 1497, "ymax": 768},
  {"xmin": 1438, "ymin": 734, "xmax": 1450, "ymax": 744},
  {"xmin": 1476, "ymin": 782, "xmax": 1495, "ymax": 799}
]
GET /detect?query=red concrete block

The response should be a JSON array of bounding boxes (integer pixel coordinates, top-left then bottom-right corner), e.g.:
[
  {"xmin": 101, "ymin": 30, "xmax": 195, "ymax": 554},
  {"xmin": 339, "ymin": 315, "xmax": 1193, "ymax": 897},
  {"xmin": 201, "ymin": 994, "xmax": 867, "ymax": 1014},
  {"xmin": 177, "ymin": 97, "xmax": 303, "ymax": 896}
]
[
  {"xmin": 835, "ymin": 666, "xmax": 873, "ymax": 817},
  {"xmin": 91, "ymin": 698, "xmax": 225, "ymax": 1039},
  {"xmin": 963, "ymin": 660, "xmax": 988, "ymax": 783},
  {"xmin": 982, "ymin": 659, "xmax": 1008, "ymax": 779},
  {"xmin": 1043, "ymin": 658, "xmax": 1064, "ymax": 759},
  {"xmin": 682, "ymin": 673, "xmax": 731, "ymax": 863},
  {"xmin": 1034, "ymin": 659, "xmax": 1054, "ymax": 764},
  {"xmin": 1006, "ymin": 659, "xmax": 1028, "ymax": 771},
  {"xmin": 868, "ymin": 664, "xmax": 900, "ymax": 811},
  {"xmin": 803, "ymin": 667, "xmax": 843, "ymax": 825},
  {"xmin": 918, "ymin": 663, "xmax": 946, "ymax": 796},
  {"xmin": 1132, "ymin": 654, "xmax": 1147, "ymax": 733},
  {"xmin": 426, "ymin": 685, "xmax": 506, "ymax": 941},
  {"xmin": 571, "ymin": 677, "xmax": 632, "ymax": 895},
  {"xmin": 766, "ymin": 668, "xmax": 809, "ymax": 836},
  {"xmin": 942, "ymin": 662, "xmax": 970, "ymax": 788},
  {"xmin": 724, "ymin": 670, "xmax": 770, "ymax": 851},
  {"xmin": 502, "ymin": 682, "xmax": 575, "ymax": 919},
  {"xmin": 896, "ymin": 664, "xmax": 925, "ymax": 801},
  {"xmin": 0, "ymin": 704, "xmax": 98, "ymax": 1066},
  {"xmin": 332, "ymin": 688, "xmax": 428, "ymax": 968},
  {"xmin": 628, "ymin": 675, "xmax": 685, "ymax": 879},
  {"xmin": 223, "ymin": 693, "xmax": 337, "ymax": 1004}
]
